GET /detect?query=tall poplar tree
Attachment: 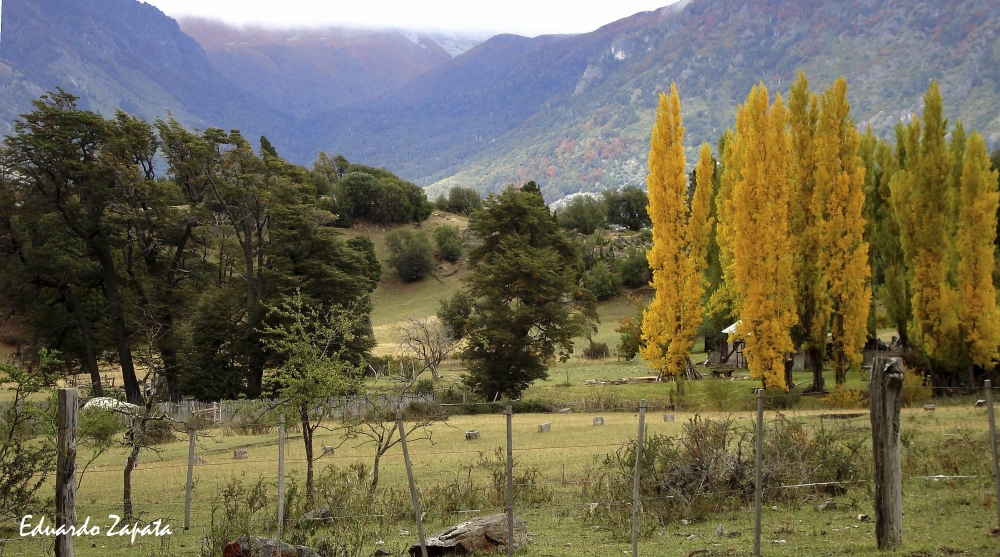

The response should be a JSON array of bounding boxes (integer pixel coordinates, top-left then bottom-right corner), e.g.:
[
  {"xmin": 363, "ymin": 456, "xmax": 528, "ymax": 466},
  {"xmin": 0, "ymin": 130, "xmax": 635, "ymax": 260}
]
[
  {"xmin": 642, "ymin": 84, "xmax": 712, "ymax": 378},
  {"xmin": 787, "ymin": 72, "xmax": 830, "ymax": 392},
  {"xmin": 816, "ymin": 78, "xmax": 870, "ymax": 385},
  {"xmin": 890, "ymin": 81, "xmax": 962, "ymax": 378},
  {"xmin": 956, "ymin": 132, "xmax": 1000, "ymax": 383},
  {"xmin": 728, "ymin": 84, "xmax": 798, "ymax": 390}
]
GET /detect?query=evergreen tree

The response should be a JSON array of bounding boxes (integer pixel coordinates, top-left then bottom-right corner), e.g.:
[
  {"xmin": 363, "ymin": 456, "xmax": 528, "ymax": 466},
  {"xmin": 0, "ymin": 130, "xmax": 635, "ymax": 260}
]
[
  {"xmin": 816, "ymin": 78, "xmax": 871, "ymax": 385},
  {"xmin": 462, "ymin": 182, "xmax": 597, "ymax": 399}
]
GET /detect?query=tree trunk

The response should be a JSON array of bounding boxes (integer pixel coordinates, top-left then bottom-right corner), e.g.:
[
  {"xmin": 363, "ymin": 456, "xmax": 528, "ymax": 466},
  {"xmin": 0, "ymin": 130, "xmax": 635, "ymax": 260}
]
[
  {"xmin": 833, "ymin": 313, "xmax": 848, "ymax": 385},
  {"xmin": 123, "ymin": 434, "xmax": 141, "ymax": 521},
  {"xmin": 63, "ymin": 285, "xmax": 103, "ymax": 397},
  {"xmin": 301, "ymin": 404, "xmax": 314, "ymax": 503},
  {"xmin": 370, "ymin": 450, "xmax": 384, "ymax": 496},
  {"xmin": 95, "ymin": 243, "xmax": 143, "ymax": 404},
  {"xmin": 806, "ymin": 345, "xmax": 825, "ymax": 393}
]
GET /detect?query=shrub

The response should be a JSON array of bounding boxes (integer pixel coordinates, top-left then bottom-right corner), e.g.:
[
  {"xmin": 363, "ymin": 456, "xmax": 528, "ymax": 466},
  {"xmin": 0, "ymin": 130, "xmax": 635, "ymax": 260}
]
[
  {"xmin": 584, "ymin": 262, "xmax": 622, "ymax": 301},
  {"xmin": 412, "ymin": 378, "xmax": 436, "ymax": 396},
  {"xmin": 447, "ymin": 186, "xmax": 482, "ymax": 215},
  {"xmin": 435, "ymin": 194, "xmax": 449, "ymax": 210},
  {"xmin": 557, "ymin": 195, "xmax": 605, "ymax": 234},
  {"xmin": 583, "ymin": 339, "xmax": 610, "ymax": 359},
  {"xmin": 80, "ymin": 409, "xmax": 123, "ymax": 445},
  {"xmin": 385, "ymin": 229, "xmax": 434, "ymax": 282},
  {"xmin": 433, "ymin": 225, "xmax": 463, "ymax": 262},
  {"xmin": 900, "ymin": 367, "xmax": 932, "ymax": 407},
  {"xmin": 437, "ymin": 291, "xmax": 474, "ymax": 339},
  {"xmin": 602, "ymin": 186, "xmax": 650, "ymax": 230},
  {"xmin": 821, "ymin": 386, "xmax": 868, "ymax": 409},
  {"xmin": 616, "ymin": 248, "xmax": 651, "ymax": 288}
]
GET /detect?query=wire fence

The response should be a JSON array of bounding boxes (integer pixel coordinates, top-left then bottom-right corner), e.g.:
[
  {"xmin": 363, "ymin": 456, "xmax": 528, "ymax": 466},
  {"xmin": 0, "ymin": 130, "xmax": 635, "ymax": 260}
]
[{"xmin": 7, "ymin": 379, "xmax": 1000, "ymax": 557}]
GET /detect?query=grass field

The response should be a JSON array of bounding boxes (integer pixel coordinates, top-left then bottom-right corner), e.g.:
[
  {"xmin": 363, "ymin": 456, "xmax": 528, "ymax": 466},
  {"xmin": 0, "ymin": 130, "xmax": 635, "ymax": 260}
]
[{"xmin": 5, "ymin": 402, "xmax": 998, "ymax": 557}]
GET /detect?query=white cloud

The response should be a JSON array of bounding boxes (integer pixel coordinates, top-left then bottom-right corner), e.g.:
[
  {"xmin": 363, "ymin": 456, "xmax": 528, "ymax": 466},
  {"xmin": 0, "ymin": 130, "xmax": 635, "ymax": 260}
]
[{"xmin": 144, "ymin": 0, "xmax": 677, "ymax": 36}]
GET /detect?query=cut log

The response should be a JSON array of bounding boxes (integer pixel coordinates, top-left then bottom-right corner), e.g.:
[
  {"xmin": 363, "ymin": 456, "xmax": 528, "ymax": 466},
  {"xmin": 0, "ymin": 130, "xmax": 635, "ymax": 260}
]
[
  {"xmin": 465, "ymin": 430, "xmax": 480, "ymax": 440},
  {"xmin": 233, "ymin": 449, "xmax": 249, "ymax": 459},
  {"xmin": 223, "ymin": 536, "xmax": 320, "ymax": 557},
  {"xmin": 409, "ymin": 513, "xmax": 527, "ymax": 556}
]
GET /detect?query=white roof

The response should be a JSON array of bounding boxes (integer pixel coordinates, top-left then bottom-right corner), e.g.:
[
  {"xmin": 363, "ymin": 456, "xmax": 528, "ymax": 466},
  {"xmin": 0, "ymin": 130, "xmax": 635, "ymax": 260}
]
[
  {"xmin": 82, "ymin": 397, "xmax": 141, "ymax": 414},
  {"xmin": 722, "ymin": 321, "xmax": 741, "ymax": 334}
]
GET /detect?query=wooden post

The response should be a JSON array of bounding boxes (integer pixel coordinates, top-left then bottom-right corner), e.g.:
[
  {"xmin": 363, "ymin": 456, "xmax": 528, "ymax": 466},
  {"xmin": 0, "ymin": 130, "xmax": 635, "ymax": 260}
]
[
  {"xmin": 986, "ymin": 380, "xmax": 1000, "ymax": 530},
  {"xmin": 632, "ymin": 399, "xmax": 646, "ymax": 557},
  {"xmin": 184, "ymin": 422, "xmax": 196, "ymax": 530},
  {"xmin": 505, "ymin": 406, "xmax": 515, "ymax": 557},
  {"xmin": 753, "ymin": 389, "xmax": 763, "ymax": 557},
  {"xmin": 56, "ymin": 388, "xmax": 78, "ymax": 557},
  {"xmin": 870, "ymin": 357, "xmax": 904, "ymax": 550},
  {"xmin": 397, "ymin": 409, "xmax": 427, "ymax": 557},
  {"xmin": 277, "ymin": 414, "xmax": 286, "ymax": 542}
]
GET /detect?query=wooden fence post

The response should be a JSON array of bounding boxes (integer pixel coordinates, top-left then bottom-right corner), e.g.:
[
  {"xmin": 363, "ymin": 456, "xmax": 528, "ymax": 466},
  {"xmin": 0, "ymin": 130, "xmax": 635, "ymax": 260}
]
[
  {"xmin": 753, "ymin": 389, "xmax": 763, "ymax": 557},
  {"xmin": 56, "ymin": 388, "xmax": 78, "ymax": 557},
  {"xmin": 184, "ymin": 422, "xmax": 196, "ymax": 530},
  {"xmin": 986, "ymin": 380, "xmax": 1000, "ymax": 530},
  {"xmin": 505, "ymin": 406, "xmax": 515, "ymax": 557},
  {"xmin": 870, "ymin": 357, "xmax": 904, "ymax": 550},
  {"xmin": 631, "ymin": 399, "xmax": 646, "ymax": 557},
  {"xmin": 397, "ymin": 409, "xmax": 427, "ymax": 557},
  {"xmin": 277, "ymin": 414, "xmax": 286, "ymax": 542}
]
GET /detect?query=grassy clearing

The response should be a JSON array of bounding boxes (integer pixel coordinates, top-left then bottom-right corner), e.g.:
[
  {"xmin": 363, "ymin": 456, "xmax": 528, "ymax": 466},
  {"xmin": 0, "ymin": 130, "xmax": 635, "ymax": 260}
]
[{"xmin": 5, "ymin": 406, "xmax": 997, "ymax": 556}]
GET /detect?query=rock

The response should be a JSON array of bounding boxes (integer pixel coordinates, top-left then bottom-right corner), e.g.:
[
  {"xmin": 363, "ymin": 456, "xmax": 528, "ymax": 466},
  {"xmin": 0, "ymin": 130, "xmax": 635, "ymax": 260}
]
[
  {"xmin": 588, "ymin": 503, "xmax": 599, "ymax": 516},
  {"xmin": 680, "ymin": 519, "xmax": 690, "ymax": 526},
  {"xmin": 663, "ymin": 413, "xmax": 675, "ymax": 422},
  {"xmin": 322, "ymin": 445, "xmax": 335, "ymax": 456},
  {"xmin": 772, "ymin": 539, "xmax": 787, "ymax": 545},
  {"xmin": 301, "ymin": 505, "xmax": 333, "ymax": 525},
  {"xmin": 976, "ymin": 399, "xmax": 987, "ymax": 408},
  {"xmin": 223, "ymin": 536, "xmax": 320, "ymax": 557},
  {"xmin": 593, "ymin": 417, "xmax": 604, "ymax": 426},
  {"xmin": 233, "ymin": 449, "xmax": 249, "ymax": 459},
  {"xmin": 727, "ymin": 531, "xmax": 742, "ymax": 538},
  {"xmin": 410, "ymin": 513, "xmax": 527, "ymax": 556},
  {"xmin": 465, "ymin": 430, "xmax": 481, "ymax": 440},
  {"xmin": 538, "ymin": 423, "xmax": 551, "ymax": 433},
  {"xmin": 816, "ymin": 500, "xmax": 837, "ymax": 512},
  {"xmin": 557, "ymin": 408, "xmax": 572, "ymax": 414},
  {"xmin": 857, "ymin": 514, "xmax": 870, "ymax": 522},
  {"xmin": 923, "ymin": 404, "xmax": 935, "ymax": 412}
]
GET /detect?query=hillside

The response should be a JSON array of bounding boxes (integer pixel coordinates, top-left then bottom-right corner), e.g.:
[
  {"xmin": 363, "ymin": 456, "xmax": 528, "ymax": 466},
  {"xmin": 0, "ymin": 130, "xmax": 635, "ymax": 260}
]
[
  {"xmin": 178, "ymin": 19, "xmax": 482, "ymax": 117},
  {"xmin": 1, "ymin": 0, "xmax": 998, "ymax": 203}
]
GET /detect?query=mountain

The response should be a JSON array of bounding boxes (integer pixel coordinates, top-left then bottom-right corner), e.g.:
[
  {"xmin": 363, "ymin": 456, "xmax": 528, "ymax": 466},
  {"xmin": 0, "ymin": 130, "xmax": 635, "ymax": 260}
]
[
  {"xmin": 178, "ymin": 19, "xmax": 483, "ymax": 117},
  {"xmin": 1, "ymin": 0, "xmax": 999, "ymax": 203},
  {"xmin": 0, "ymin": 0, "xmax": 287, "ymax": 139},
  {"xmin": 303, "ymin": 0, "xmax": 1000, "ymax": 201}
]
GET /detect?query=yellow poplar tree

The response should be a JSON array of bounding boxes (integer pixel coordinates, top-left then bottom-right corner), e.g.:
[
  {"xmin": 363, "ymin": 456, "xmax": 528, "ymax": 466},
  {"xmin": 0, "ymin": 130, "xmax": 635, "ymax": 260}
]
[
  {"xmin": 956, "ymin": 132, "xmax": 1000, "ymax": 380},
  {"xmin": 787, "ymin": 71, "xmax": 830, "ymax": 392},
  {"xmin": 729, "ymin": 84, "xmax": 798, "ymax": 390},
  {"xmin": 890, "ymin": 81, "xmax": 962, "ymax": 370},
  {"xmin": 708, "ymin": 129, "xmax": 741, "ymax": 318},
  {"xmin": 641, "ymin": 84, "xmax": 712, "ymax": 378},
  {"xmin": 816, "ymin": 77, "xmax": 871, "ymax": 385}
]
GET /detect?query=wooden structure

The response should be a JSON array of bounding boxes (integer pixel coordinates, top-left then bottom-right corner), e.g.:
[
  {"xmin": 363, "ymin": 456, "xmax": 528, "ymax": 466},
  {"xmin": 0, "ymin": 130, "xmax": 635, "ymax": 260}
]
[{"xmin": 870, "ymin": 356, "xmax": 904, "ymax": 550}]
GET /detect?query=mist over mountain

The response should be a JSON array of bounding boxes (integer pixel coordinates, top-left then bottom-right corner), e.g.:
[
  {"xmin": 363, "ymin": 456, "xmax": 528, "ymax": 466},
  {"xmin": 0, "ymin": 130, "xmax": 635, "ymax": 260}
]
[{"xmin": 1, "ymin": 0, "xmax": 998, "ymax": 202}]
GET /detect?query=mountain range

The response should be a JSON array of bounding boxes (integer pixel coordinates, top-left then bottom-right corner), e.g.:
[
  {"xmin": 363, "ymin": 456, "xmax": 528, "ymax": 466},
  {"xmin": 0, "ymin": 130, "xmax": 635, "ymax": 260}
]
[{"xmin": 1, "ymin": 0, "xmax": 998, "ymax": 201}]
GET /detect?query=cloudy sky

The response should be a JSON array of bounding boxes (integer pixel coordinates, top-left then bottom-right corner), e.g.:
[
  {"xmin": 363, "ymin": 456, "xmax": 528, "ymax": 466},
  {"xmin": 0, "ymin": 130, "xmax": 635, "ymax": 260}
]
[{"xmin": 143, "ymin": 0, "xmax": 678, "ymax": 36}]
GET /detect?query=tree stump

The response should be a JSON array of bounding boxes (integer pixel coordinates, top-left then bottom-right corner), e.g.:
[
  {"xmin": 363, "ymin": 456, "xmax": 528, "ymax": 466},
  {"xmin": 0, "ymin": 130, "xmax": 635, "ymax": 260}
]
[
  {"xmin": 465, "ymin": 430, "xmax": 480, "ymax": 440},
  {"xmin": 233, "ymin": 449, "xmax": 249, "ymax": 459},
  {"xmin": 537, "ymin": 423, "xmax": 551, "ymax": 433},
  {"xmin": 593, "ymin": 417, "xmax": 604, "ymax": 426},
  {"xmin": 870, "ymin": 357, "xmax": 904, "ymax": 550},
  {"xmin": 410, "ymin": 513, "xmax": 527, "ymax": 556},
  {"xmin": 663, "ymin": 413, "xmax": 675, "ymax": 422}
]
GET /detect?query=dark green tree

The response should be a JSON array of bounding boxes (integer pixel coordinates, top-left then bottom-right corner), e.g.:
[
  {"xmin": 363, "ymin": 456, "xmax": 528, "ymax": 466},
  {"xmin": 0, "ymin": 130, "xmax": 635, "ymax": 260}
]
[
  {"xmin": 602, "ymin": 186, "xmax": 650, "ymax": 231},
  {"xmin": 434, "ymin": 225, "xmax": 463, "ymax": 262},
  {"xmin": 437, "ymin": 291, "xmax": 474, "ymax": 340},
  {"xmin": 556, "ymin": 195, "xmax": 606, "ymax": 234},
  {"xmin": 386, "ymin": 229, "xmax": 435, "ymax": 282},
  {"xmin": 462, "ymin": 182, "xmax": 597, "ymax": 399},
  {"xmin": 447, "ymin": 186, "xmax": 483, "ymax": 215}
]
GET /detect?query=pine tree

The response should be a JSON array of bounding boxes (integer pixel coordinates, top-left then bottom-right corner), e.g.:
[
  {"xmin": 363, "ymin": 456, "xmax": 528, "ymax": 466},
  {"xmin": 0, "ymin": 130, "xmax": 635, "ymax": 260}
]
[
  {"xmin": 956, "ymin": 132, "xmax": 1000, "ymax": 381},
  {"xmin": 728, "ymin": 84, "xmax": 798, "ymax": 390},
  {"xmin": 641, "ymin": 84, "xmax": 711, "ymax": 378},
  {"xmin": 816, "ymin": 78, "xmax": 871, "ymax": 385},
  {"xmin": 787, "ymin": 72, "xmax": 830, "ymax": 392},
  {"xmin": 890, "ymin": 81, "xmax": 962, "ymax": 376}
]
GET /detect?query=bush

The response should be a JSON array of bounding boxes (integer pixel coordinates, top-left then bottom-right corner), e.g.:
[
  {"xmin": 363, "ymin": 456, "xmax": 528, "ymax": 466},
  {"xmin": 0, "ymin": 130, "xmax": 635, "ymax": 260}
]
[
  {"xmin": 412, "ymin": 378, "xmax": 436, "ymax": 396},
  {"xmin": 557, "ymin": 195, "xmax": 605, "ymax": 234},
  {"xmin": 433, "ymin": 225, "xmax": 463, "ymax": 262},
  {"xmin": 821, "ymin": 387, "xmax": 868, "ymax": 409},
  {"xmin": 583, "ymin": 339, "xmax": 610, "ymax": 359},
  {"xmin": 437, "ymin": 291, "xmax": 474, "ymax": 339},
  {"xmin": 435, "ymin": 194, "xmax": 449, "ymax": 210},
  {"xmin": 616, "ymin": 248, "xmax": 651, "ymax": 288},
  {"xmin": 80, "ymin": 409, "xmax": 123, "ymax": 444},
  {"xmin": 447, "ymin": 186, "xmax": 482, "ymax": 215},
  {"xmin": 385, "ymin": 229, "xmax": 434, "ymax": 282},
  {"xmin": 900, "ymin": 367, "xmax": 932, "ymax": 406},
  {"xmin": 602, "ymin": 186, "xmax": 650, "ymax": 230},
  {"xmin": 584, "ymin": 262, "xmax": 622, "ymax": 301}
]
